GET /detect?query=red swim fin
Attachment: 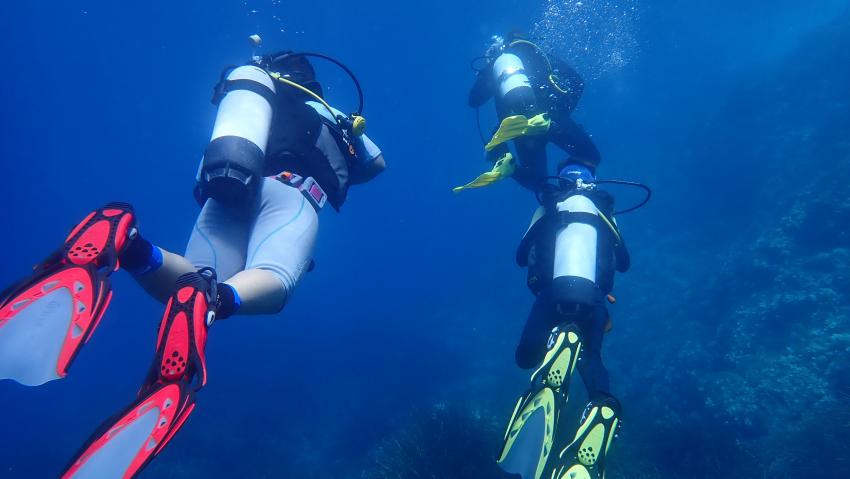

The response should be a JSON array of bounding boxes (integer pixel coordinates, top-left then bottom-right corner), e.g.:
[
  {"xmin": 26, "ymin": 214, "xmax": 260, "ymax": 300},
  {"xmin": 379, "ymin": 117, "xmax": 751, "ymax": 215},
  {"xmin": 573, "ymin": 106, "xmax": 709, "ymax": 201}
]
[
  {"xmin": 64, "ymin": 270, "xmax": 215, "ymax": 479},
  {"xmin": 62, "ymin": 383, "xmax": 196, "ymax": 479},
  {"xmin": 0, "ymin": 203, "xmax": 136, "ymax": 386}
]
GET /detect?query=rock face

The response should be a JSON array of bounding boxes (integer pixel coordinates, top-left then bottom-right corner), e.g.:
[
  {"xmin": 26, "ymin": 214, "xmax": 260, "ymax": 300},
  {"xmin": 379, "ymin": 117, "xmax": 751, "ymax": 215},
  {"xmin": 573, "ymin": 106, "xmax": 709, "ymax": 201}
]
[{"xmin": 610, "ymin": 11, "xmax": 850, "ymax": 478}]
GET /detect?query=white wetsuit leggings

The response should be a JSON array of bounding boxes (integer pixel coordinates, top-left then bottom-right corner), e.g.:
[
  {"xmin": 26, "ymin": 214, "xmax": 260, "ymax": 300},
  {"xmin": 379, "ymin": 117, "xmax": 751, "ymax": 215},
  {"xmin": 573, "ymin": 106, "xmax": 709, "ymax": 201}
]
[{"xmin": 184, "ymin": 177, "xmax": 318, "ymax": 304}]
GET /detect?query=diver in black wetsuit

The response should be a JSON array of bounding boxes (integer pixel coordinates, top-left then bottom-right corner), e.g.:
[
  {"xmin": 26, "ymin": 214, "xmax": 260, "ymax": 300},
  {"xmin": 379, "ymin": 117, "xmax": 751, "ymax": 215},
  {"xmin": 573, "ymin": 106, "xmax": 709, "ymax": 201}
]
[
  {"xmin": 468, "ymin": 32, "xmax": 601, "ymax": 192},
  {"xmin": 475, "ymin": 33, "xmax": 630, "ymax": 479},
  {"xmin": 497, "ymin": 163, "xmax": 631, "ymax": 479},
  {"xmin": 514, "ymin": 163, "xmax": 630, "ymax": 403}
]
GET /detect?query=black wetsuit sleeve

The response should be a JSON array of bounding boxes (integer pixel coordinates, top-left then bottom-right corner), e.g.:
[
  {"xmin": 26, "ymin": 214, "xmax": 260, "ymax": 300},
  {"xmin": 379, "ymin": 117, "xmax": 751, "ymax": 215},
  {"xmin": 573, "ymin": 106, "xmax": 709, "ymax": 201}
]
[
  {"xmin": 469, "ymin": 65, "xmax": 494, "ymax": 108},
  {"xmin": 614, "ymin": 237, "xmax": 630, "ymax": 272},
  {"xmin": 550, "ymin": 117, "xmax": 602, "ymax": 171}
]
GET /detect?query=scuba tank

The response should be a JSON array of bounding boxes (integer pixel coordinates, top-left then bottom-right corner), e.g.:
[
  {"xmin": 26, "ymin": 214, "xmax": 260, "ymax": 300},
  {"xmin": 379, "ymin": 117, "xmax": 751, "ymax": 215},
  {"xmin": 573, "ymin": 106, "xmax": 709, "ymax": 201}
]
[
  {"xmin": 491, "ymin": 52, "xmax": 537, "ymax": 115},
  {"xmin": 551, "ymin": 193, "xmax": 600, "ymax": 311},
  {"xmin": 517, "ymin": 164, "xmax": 649, "ymax": 314},
  {"xmin": 199, "ymin": 64, "xmax": 276, "ymax": 206},
  {"xmin": 198, "ymin": 37, "xmax": 367, "ymax": 208}
]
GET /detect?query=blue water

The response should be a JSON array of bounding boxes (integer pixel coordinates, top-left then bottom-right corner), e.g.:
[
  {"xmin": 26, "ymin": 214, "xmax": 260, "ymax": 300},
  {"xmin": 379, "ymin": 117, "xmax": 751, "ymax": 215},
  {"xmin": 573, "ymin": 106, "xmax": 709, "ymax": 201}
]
[{"xmin": 1, "ymin": 1, "xmax": 849, "ymax": 477}]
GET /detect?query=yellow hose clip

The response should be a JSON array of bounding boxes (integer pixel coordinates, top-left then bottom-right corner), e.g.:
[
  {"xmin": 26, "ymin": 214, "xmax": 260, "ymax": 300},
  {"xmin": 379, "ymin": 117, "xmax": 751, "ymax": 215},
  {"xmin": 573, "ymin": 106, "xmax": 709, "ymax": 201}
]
[{"xmin": 350, "ymin": 114, "xmax": 367, "ymax": 136}]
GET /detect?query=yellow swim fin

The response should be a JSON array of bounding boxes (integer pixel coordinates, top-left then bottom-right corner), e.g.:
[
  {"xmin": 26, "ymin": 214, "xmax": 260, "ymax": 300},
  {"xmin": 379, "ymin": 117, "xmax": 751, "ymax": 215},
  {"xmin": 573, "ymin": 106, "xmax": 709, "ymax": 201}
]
[
  {"xmin": 453, "ymin": 153, "xmax": 515, "ymax": 193},
  {"xmin": 485, "ymin": 113, "xmax": 551, "ymax": 151}
]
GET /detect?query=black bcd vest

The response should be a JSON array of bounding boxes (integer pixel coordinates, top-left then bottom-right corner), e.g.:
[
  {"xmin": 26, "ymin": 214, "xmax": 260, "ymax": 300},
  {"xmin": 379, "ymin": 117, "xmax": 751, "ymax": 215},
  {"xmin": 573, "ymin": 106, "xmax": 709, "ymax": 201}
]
[{"xmin": 264, "ymin": 88, "xmax": 355, "ymax": 210}]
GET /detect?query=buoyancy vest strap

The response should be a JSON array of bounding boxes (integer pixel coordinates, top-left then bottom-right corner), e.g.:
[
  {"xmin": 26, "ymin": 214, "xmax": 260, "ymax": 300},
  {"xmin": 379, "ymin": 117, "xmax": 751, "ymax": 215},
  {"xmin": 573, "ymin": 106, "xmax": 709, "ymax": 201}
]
[{"xmin": 516, "ymin": 204, "xmax": 622, "ymax": 267}]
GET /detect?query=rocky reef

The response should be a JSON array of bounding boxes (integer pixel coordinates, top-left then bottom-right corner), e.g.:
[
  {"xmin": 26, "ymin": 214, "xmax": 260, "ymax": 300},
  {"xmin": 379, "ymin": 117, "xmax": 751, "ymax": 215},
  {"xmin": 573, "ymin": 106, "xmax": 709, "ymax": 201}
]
[
  {"xmin": 361, "ymin": 403, "xmax": 513, "ymax": 479},
  {"xmin": 608, "ymin": 10, "xmax": 850, "ymax": 478}
]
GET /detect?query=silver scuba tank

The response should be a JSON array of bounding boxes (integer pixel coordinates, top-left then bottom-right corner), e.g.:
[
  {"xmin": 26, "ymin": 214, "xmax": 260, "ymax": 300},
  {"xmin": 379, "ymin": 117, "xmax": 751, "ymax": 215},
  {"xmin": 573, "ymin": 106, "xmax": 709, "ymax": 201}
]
[
  {"xmin": 492, "ymin": 53, "xmax": 532, "ymax": 98},
  {"xmin": 491, "ymin": 52, "xmax": 538, "ymax": 115},
  {"xmin": 551, "ymin": 193, "xmax": 600, "ymax": 309},
  {"xmin": 200, "ymin": 65, "xmax": 276, "ymax": 206}
]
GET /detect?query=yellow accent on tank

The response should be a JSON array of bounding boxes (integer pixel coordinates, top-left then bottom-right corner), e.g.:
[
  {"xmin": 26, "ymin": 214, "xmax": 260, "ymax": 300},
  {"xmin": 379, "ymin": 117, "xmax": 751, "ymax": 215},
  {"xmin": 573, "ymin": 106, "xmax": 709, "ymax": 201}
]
[
  {"xmin": 452, "ymin": 152, "xmax": 515, "ymax": 193},
  {"xmin": 485, "ymin": 113, "xmax": 551, "ymax": 151},
  {"xmin": 594, "ymin": 207, "xmax": 622, "ymax": 244},
  {"xmin": 268, "ymin": 71, "xmax": 367, "ymax": 137},
  {"xmin": 508, "ymin": 39, "xmax": 573, "ymax": 95},
  {"xmin": 601, "ymin": 406, "xmax": 614, "ymax": 420}
]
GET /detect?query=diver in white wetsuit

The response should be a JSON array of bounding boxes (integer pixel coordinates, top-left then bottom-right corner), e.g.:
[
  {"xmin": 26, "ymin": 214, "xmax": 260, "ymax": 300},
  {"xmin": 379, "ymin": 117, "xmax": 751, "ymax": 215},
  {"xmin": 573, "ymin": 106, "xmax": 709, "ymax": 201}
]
[
  {"xmin": 141, "ymin": 51, "xmax": 386, "ymax": 316},
  {"xmin": 0, "ymin": 47, "xmax": 385, "ymax": 478}
]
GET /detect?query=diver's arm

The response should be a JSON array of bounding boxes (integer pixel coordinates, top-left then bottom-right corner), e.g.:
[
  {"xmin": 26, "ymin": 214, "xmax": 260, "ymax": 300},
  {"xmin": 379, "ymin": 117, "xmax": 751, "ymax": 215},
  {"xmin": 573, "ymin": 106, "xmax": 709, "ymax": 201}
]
[
  {"xmin": 348, "ymin": 132, "xmax": 385, "ymax": 185},
  {"xmin": 552, "ymin": 117, "xmax": 602, "ymax": 171},
  {"xmin": 349, "ymin": 153, "xmax": 385, "ymax": 184},
  {"xmin": 469, "ymin": 65, "xmax": 494, "ymax": 107},
  {"xmin": 511, "ymin": 163, "xmax": 548, "ymax": 192},
  {"xmin": 614, "ymin": 239, "xmax": 630, "ymax": 273}
]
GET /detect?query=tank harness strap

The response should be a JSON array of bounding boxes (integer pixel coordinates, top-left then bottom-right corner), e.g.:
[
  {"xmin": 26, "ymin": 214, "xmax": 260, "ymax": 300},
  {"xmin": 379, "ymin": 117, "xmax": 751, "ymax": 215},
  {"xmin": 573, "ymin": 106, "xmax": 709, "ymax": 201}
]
[
  {"xmin": 516, "ymin": 202, "xmax": 622, "ymax": 267},
  {"xmin": 213, "ymin": 78, "xmax": 277, "ymax": 107},
  {"xmin": 497, "ymin": 67, "xmax": 528, "ymax": 84},
  {"xmin": 557, "ymin": 211, "xmax": 621, "ymax": 244}
]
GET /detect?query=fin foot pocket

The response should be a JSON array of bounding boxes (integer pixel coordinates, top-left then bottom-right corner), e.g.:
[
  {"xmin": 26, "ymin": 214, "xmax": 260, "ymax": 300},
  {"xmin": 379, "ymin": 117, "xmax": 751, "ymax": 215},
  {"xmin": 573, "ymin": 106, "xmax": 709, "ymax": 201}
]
[
  {"xmin": 146, "ymin": 270, "xmax": 215, "ymax": 388},
  {"xmin": 0, "ymin": 203, "xmax": 135, "ymax": 385},
  {"xmin": 550, "ymin": 397, "xmax": 621, "ymax": 479},
  {"xmin": 530, "ymin": 323, "xmax": 582, "ymax": 394}
]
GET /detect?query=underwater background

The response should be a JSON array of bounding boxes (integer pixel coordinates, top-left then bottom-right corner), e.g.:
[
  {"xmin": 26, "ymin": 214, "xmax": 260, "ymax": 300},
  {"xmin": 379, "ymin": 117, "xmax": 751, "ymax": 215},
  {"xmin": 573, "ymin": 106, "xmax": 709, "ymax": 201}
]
[{"xmin": 1, "ymin": 0, "xmax": 849, "ymax": 477}]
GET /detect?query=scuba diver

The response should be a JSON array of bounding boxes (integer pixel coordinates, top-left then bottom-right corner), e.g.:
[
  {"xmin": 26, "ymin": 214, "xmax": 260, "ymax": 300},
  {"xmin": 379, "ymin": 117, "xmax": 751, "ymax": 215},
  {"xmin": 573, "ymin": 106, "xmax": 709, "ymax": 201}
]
[
  {"xmin": 0, "ymin": 37, "xmax": 384, "ymax": 478},
  {"xmin": 455, "ymin": 32, "xmax": 599, "ymax": 193},
  {"xmin": 497, "ymin": 161, "xmax": 635, "ymax": 479},
  {"xmin": 454, "ymin": 33, "xmax": 649, "ymax": 479}
]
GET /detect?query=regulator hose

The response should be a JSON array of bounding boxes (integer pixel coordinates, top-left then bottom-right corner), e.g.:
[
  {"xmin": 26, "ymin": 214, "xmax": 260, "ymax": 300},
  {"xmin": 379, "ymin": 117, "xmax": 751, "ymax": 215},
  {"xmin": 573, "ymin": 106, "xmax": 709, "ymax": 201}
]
[{"xmin": 536, "ymin": 177, "xmax": 652, "ymax": 215}]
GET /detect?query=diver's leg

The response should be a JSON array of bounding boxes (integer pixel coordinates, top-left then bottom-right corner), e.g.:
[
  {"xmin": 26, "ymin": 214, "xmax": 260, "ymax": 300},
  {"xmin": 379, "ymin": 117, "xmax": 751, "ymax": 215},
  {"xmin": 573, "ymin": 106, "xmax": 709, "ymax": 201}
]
[
  {"xmin": 124, "ymin": 195, "xmax": 254, "ymax": 303},
  {"xmin": 233, "ymin": 177, "xmax": 318, "ymax": 315},
  {"xmin": 124, "ymin": 243, "xmax": 195, "ymax": 303},
  {"xmin": 550, "ymin": 301, "xmax": 621, "ymax": 479},
  {"xmin": 0, "ymin": 203, "xmax": 136, "ymax": 386},
  {"xmin": 63, "ymin": 270, "xmax": 216, "ymax": 479},
  {"xmin": 548, "ymin": 117, "xmax": 601, "ymax": 173},
  {"xmin": 574, "ymin": 300, "xmax": 612, "ymax": 401},
  {"xmin": 62, "ymin": 192, "xmax": 262, "ymax": 476},
  {"xmin": 516, "ymin": 290, "xmax": 559, "ymax": 369},
  {"xmin": 499, "ymin": 289, "xmax": 583, "ymax": 479},
  {"xmin": 183, "ymin": 197, "xmax": 252, "ymax": 282},
  {"xmin": 512, "ymin": 136, "xmax": 549, "ymax": 191}
]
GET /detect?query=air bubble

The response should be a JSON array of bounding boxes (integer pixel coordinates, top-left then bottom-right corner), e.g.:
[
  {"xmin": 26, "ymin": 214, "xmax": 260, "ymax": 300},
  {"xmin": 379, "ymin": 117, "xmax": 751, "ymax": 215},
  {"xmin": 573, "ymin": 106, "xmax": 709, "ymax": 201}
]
[{"xmin": 530, "ymin": 0, "xmax": 639, "ymax": 79}]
